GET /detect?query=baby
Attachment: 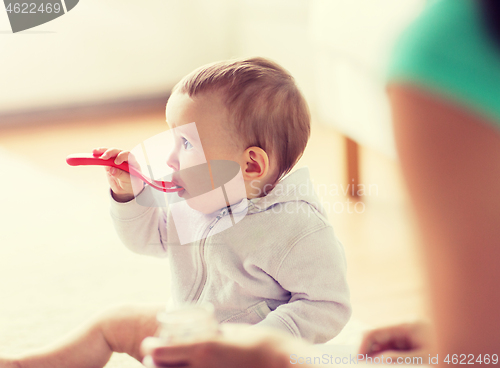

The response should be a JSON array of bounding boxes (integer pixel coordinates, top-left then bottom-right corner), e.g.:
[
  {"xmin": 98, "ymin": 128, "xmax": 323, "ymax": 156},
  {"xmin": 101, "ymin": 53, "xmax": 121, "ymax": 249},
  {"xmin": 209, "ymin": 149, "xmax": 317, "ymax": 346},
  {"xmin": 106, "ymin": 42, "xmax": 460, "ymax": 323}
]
[{"xmin": 2, "ymin": 57, "xmax": 351, "ymax": 368}]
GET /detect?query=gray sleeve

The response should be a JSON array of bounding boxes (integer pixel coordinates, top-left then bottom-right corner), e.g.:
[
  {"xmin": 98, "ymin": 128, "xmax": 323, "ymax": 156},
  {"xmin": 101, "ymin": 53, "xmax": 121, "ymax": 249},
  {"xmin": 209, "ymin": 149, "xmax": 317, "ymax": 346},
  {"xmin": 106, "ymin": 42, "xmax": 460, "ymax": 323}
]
[
  {"xmin": 109, "ymin": 186, "xmax": 169, "ymax": 258},
  {"xmin": 256, "ymin": 226, "xmax": 352, "ymax": 343}
]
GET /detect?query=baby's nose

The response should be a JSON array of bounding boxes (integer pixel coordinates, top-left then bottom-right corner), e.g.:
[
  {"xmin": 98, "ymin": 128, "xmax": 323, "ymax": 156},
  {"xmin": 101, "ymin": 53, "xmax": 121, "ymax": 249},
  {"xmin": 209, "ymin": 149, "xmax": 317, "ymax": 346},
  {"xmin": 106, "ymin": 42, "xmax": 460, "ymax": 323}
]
[{"xmin": 166, "ymin": 149, "xmax": 179, "ymax": 171}]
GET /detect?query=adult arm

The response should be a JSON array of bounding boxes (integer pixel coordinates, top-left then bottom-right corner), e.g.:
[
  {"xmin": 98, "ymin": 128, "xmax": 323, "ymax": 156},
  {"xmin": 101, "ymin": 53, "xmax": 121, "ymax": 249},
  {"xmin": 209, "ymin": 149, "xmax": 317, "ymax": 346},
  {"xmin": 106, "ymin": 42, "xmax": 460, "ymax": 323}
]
[{"xmin": 389, "ymin": 84, "xmax": 500, "ymax": 356}]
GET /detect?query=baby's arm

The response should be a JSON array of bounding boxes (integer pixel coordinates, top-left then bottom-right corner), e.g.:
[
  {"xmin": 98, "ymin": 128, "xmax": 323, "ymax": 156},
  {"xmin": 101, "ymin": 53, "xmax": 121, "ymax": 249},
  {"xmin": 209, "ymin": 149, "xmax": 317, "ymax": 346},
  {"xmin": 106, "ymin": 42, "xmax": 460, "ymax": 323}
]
[
  {"xmin": 93, "ymin": 148, "xmax": 169, "ymax": 257},
  {"xmin": 256, "ymin": 226, "xmax": 352, "ymax": 344}
]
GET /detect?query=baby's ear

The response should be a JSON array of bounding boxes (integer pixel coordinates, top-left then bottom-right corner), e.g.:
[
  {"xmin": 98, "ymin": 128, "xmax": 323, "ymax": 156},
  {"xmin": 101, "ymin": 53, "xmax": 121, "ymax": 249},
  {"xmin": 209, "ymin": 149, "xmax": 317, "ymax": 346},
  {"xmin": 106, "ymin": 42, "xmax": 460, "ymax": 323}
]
[{"xmin": 242, "ymin": 147, "xmax": 269, "ymax": 180}]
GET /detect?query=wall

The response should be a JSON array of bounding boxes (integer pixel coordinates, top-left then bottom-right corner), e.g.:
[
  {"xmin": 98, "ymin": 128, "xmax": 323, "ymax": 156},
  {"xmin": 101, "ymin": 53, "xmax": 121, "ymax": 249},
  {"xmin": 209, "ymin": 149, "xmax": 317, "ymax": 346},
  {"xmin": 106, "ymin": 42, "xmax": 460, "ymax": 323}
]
[
  {"xmin": 1, "ymin": 0, "xmax": 426, "ymax": 157},
  {"xmin": 231, "ymin": 0, "xmax": 425, "ymax": 157},
  {"xmin": 309, "ymin": 0, "xmax": 425, "ymax": 157},
  {"xmin": 0, "ymin": 0, "xmax": 234, "ymax": 112}
]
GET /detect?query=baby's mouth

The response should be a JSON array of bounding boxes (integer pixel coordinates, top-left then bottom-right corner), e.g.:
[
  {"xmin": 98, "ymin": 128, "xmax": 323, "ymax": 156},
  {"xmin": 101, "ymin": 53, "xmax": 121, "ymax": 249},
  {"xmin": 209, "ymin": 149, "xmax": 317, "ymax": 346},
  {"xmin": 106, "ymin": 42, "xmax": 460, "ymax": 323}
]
[
  {"xmin": 170, "ymin": 179, "xmax": 185, "ymax": 194},
  {"xmin": 170, "ymin": 172, "xmax": 187, "ymax": 195},
  {"xmin": 176, "ymin": 187, "xmax": 186, "ymax": 198}
]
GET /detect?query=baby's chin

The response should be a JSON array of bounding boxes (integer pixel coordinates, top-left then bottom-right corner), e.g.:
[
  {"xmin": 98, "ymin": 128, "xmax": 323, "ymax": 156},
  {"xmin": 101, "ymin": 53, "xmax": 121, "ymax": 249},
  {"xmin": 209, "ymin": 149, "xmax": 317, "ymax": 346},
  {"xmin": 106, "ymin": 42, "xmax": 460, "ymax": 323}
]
[
  {"xmin": 183, "ymin": 188, "xmax": 247, "ymax": 215},
  {"xmin": 184, "ymin": 195, "xmax": 228, "ymax": 214},
  {"xmin": 186, "ymin": 198, "xmax": 227, "ymax": 215},
  {"xmin": 180, "ymin": 175, "xmax": 249, "ymax": 214}
]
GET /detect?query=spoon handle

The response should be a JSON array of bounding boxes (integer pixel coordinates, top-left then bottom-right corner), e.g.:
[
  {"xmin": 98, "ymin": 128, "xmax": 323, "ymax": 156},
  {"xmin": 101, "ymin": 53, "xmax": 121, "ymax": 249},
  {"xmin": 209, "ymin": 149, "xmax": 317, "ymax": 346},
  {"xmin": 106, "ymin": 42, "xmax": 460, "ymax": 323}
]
[
  {"xmin": 66, "ymin": 153, "xmax": 182, "ymax": 193},
  {"xmin": 66, "ymin": 154, "xmax": 131, "ymax": 172}
]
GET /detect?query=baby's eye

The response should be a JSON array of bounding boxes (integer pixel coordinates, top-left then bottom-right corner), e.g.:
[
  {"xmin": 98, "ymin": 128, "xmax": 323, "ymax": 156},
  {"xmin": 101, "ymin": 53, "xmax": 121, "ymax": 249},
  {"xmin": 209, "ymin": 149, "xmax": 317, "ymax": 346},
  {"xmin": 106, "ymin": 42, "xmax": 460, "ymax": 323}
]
[{"xmin": 182, "ymin": 137, "xmax": 193, "ymax": 150}]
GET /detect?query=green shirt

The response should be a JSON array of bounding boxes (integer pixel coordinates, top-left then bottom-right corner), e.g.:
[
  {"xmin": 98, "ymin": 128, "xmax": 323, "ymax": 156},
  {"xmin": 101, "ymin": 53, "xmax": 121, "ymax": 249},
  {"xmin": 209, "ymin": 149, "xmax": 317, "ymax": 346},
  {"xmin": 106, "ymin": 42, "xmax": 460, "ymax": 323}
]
[{"xmin": 388, "ymin": 0, "xmax": 500, "ymax": 125}]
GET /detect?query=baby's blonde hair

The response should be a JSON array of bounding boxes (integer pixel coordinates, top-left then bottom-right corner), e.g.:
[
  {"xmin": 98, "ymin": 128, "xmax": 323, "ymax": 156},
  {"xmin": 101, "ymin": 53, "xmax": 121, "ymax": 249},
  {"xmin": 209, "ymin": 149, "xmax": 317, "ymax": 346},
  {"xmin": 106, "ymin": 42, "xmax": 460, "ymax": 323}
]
[{"xmin": 172, "ymin": 57, "xmax": 311, "ymax": 181}]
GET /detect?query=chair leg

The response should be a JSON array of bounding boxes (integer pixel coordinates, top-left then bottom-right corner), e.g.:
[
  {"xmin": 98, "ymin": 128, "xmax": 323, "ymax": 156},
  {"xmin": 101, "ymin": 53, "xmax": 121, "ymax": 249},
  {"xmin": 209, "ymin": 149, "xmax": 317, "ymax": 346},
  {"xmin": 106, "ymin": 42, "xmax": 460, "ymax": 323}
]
[{"xmin": 346, "ymin": 136, "xmax": 360, "ymax": 198}]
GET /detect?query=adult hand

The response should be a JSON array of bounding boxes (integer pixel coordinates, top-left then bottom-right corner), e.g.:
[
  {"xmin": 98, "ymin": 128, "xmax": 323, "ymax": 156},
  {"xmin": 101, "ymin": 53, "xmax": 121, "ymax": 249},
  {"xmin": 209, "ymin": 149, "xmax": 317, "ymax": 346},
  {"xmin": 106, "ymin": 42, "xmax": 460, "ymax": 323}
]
[
  {"xmin": 358, "ymin": 321, "xmax": 435, "ymax": 359},
  {"xmin": 141, "ymin": 324, "xmax": 306, "ymax": 368}
]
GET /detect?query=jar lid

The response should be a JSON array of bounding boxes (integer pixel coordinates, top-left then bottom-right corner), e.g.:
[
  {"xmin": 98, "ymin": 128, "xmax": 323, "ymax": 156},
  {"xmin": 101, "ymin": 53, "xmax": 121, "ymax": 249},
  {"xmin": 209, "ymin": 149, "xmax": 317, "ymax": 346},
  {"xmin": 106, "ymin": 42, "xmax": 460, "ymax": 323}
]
[{"xmin": 157, "ymin": 303, "xmax": 215, "ymax": 326}]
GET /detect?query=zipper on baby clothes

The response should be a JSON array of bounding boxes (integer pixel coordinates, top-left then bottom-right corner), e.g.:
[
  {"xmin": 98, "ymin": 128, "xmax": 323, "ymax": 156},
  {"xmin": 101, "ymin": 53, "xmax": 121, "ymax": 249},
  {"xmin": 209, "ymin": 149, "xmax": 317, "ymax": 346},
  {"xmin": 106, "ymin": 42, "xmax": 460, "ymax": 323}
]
[{"xmin": 192, "ymin": 207, "xmax": 229, "ymax": 303}]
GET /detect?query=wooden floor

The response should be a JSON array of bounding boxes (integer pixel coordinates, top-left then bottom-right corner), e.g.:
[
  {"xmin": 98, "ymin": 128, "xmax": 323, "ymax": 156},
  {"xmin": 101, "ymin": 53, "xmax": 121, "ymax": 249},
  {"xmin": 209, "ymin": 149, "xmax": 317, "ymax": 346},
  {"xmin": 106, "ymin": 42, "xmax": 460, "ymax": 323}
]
[{"xmin": 0, "ymin": 111, "xmax": 428, "ymax": 340}]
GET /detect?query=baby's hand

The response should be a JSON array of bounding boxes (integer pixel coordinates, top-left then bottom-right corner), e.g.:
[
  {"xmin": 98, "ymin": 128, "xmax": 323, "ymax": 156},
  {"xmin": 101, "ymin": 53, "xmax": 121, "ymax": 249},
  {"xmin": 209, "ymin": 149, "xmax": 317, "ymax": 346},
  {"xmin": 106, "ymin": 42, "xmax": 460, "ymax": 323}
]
[{"xmin": 93, "ymin": 147, "xmax": 144, "ymax": 203}]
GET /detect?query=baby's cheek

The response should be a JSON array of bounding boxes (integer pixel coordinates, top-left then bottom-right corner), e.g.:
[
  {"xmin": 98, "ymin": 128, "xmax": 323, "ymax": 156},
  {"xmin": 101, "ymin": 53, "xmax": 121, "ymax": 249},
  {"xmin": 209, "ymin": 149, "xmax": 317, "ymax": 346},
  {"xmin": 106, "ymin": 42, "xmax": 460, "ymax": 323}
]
[{"xmin": 180, "ymin": 151, "xmax": 209, "ymax": 169}]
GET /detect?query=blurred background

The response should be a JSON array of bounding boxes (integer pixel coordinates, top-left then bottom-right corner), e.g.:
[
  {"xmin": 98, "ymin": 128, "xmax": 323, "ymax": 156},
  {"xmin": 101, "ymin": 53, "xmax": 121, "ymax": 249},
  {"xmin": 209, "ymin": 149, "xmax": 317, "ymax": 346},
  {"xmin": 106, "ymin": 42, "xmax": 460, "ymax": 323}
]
[{"xmin": 1, "ymin": 1, "xmax": 428, "ymax": 366}]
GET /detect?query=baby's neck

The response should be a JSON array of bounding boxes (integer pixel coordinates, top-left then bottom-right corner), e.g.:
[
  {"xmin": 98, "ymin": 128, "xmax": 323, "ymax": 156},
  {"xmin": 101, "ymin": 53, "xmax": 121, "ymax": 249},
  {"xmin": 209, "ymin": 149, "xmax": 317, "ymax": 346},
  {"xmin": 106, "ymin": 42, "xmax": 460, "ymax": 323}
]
[{"xmin": 246, "ymin": 179, "xmax": 277, "ymax": 199}]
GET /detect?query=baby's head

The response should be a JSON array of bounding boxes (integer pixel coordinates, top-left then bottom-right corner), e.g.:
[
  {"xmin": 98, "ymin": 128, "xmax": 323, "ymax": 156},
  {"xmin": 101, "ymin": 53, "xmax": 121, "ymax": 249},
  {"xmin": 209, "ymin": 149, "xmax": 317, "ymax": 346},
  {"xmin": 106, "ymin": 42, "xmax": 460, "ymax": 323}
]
[{"xmin": 165, "ymin": 57, "xmax": 310, "ymax": 211}]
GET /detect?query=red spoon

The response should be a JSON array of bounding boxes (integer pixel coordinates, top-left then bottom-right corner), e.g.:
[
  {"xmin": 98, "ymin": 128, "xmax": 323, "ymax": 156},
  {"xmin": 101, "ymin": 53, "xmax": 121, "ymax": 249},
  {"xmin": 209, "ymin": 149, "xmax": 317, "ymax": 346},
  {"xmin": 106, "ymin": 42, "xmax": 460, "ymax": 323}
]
[{"xmin": 66, "ymin": 153, "xmax": 183, "ymax": 193}]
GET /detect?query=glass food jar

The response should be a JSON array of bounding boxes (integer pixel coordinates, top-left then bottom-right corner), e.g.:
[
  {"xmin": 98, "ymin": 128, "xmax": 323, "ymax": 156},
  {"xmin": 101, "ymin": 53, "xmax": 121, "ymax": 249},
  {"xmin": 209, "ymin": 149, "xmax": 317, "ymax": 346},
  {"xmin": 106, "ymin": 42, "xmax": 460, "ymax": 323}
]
[{"xmin": 156, "ymin": 303, "xmax": 219, "ymax": 345}]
